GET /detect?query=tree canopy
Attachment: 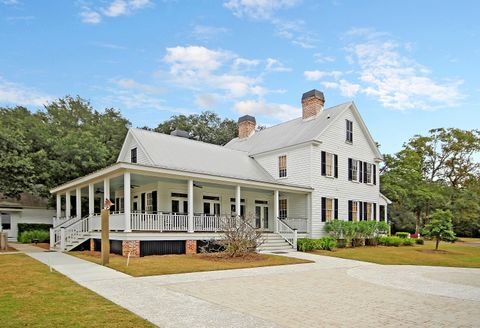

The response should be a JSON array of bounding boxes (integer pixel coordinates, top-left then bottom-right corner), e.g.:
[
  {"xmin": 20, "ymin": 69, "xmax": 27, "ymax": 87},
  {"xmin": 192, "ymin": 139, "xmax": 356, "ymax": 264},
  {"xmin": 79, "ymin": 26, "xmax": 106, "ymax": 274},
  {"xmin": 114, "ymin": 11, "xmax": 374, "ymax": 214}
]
[
  {"xmin": 0, "ymin": 96, "xmax": 130, "ymax": 198},
  {"xmin": 381, "ymin": 127, "xmax": 480, "ymax": 237}
]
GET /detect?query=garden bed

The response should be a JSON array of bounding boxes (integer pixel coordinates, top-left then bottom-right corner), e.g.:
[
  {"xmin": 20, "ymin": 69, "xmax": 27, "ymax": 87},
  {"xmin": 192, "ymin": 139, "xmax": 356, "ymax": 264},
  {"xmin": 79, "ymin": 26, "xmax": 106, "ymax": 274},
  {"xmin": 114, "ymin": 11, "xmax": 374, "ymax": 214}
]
[{"xmin": 71, "ymin": 251, "xmax": 312, "ymax": 277}]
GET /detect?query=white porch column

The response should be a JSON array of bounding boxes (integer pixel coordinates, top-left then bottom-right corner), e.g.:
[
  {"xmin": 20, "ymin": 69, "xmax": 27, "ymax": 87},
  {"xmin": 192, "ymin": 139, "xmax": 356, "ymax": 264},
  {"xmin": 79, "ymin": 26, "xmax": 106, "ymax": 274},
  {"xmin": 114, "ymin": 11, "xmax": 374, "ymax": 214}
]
[
  {"xmin": 124, "ymin": 172, "xmax": 131, "ymax": 232},
  {"xmin": 274, "ymin": 190, "xmax": 279, "ymax": 233},
  {"xmin": 307, "ymin": 192, "xmax": 312, "ymax": 234},
  {"xmin": 56, "ymin": 194, "xmax": 61, "ymax": 218},
  {"xmin": 235, "ymin": 185, "xmax": 241, "ymax": 217},
  {"xmin": 65, "ymin": 190, "xmax": 71, "ymax": 218},
  {"xmin": 385, "ymin": 206, "xmax": 388, "ymax": 223},
  {"xmin": 187, "ymin": 179, "xmax": 194, "ymax": 233},
  {"xmin": 88, "ymin": 183, "xmax": 94, "ymax": 215},
  {"xmin": 103, "ymin": 178, "xmax": 110, "ymax": 206},
  {"xmin": 76, "ymin": 187, "xmax": 82, "ymax": 218}
]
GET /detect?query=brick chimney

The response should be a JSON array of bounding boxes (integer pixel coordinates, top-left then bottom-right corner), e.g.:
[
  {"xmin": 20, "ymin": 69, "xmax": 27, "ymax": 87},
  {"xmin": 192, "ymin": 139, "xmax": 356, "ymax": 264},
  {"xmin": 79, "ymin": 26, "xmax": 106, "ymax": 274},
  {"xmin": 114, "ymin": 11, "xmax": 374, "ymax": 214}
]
[
  {"xmin": 302, "ymin": 89, "xmax": 325, "ymax": 119},
  {"xmin": 238, "ymin": 115, "xmax": 256, "ymax": 139}
]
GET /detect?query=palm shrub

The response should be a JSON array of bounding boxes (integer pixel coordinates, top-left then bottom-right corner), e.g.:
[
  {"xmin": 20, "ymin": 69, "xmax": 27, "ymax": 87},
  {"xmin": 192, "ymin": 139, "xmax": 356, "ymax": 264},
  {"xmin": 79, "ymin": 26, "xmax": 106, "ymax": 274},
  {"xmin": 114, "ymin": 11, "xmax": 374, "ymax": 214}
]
[{"xmin": 318, "ymin": 236, "xmax": 337, "ymax": 251}]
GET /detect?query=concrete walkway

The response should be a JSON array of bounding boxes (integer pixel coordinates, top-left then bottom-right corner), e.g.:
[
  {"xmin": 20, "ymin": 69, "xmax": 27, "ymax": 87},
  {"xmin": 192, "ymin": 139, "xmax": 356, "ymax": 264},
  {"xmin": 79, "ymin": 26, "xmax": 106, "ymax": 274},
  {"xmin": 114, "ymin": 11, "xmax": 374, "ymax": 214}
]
[{"xmin": 25, "ymin": 251, "xmax": 480, "ymax": 328}]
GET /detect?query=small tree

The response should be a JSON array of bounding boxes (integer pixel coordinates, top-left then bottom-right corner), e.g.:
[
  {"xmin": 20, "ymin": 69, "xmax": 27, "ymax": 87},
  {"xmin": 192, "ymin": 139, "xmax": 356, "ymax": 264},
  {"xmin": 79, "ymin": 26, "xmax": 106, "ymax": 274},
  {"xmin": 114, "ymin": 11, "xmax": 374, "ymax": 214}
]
[
  {"xmin": 218, "ymin": 214, "xmax": 263, "ymax": 257},
  {"xmin": 422, "ymin": 209, "xmax": 456, "ymax": 250}
]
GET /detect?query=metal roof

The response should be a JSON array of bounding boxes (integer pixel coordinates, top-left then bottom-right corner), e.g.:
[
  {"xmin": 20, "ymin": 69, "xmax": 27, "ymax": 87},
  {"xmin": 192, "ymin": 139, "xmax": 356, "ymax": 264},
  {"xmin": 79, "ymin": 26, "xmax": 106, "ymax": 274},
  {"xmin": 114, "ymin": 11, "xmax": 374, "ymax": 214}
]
[
  {"xmin": 225, "ymin": 102, "xmax": 352, "ymax": 155},
  {"xmin": 129, "ymin": 128, "xmax": 281, "ymax": 185}
]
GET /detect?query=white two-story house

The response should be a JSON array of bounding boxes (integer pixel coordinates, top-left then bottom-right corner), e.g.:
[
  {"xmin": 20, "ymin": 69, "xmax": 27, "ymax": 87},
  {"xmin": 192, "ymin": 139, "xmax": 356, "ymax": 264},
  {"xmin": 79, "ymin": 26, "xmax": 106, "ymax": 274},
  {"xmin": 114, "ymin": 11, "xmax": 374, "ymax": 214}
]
[{"xmin": 50, "ymin": 89, "xmax": 391, "ymax": 256}]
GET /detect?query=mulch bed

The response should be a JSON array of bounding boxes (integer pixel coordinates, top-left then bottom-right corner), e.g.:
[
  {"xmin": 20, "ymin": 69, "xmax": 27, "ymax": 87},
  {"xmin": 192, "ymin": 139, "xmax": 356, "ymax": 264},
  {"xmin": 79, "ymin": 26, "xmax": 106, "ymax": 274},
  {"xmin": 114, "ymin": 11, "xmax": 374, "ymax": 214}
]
[
  {"xmin": 0, "ymin": 246, "xmax": 18, "ymax": 252},
  {"xmin": 197, "ymin": 252, "xmax": 267, "ymax": 263},
  {"xmin": 31, "ymin": 243, "xmax": 50, "ymax": 250}
]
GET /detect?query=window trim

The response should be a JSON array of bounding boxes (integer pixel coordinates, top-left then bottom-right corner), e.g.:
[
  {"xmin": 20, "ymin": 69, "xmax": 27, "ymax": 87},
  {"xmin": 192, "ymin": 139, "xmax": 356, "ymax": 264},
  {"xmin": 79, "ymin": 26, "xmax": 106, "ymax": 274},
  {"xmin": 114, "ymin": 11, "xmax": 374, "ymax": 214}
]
[{"xmin": 346, "ymin": 119, "xmax": 353, "ymax": 143}]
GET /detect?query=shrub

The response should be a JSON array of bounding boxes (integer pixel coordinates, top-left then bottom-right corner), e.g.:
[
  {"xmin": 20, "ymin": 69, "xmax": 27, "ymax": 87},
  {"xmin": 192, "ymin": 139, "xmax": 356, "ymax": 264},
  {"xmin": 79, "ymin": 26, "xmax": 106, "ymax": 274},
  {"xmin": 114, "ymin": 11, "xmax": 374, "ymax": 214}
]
[
  {"xmin": 396, "ymin": 232, "xmax": 410, "ymax": 239},
  {"xmin": 402, "ymin": 238, "xmax": 415, "ymax": 246},
  {"xmin": 318, "ymin": 236, "xmax": 337, "ymax": 251},
  {"xmin": 336, "ymin": 239, "xmax": 347, "ymax": 248},
  {"xmin": 17, "ymin": 223, "xmax": 52, "ymax": 236},
  {"xmin": 415, "ymin": 238, "xmax": 425, "ymax": 245},
  {"xmin": 297, "ymin": 237, "xmax": 337, "ymax": 251},
  {"xmin": 379, "ymin": 236, "xmax": 402, "ymax": 247},
  {"xmin": 19, "ymin": 230, "xmax": 50, "ymax": 244}
]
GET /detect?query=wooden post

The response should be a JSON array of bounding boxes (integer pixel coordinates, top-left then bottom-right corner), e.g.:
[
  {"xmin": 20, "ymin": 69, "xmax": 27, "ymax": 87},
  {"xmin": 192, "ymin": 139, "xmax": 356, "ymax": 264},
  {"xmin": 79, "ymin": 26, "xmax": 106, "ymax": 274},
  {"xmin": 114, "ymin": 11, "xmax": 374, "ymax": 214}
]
[{"xmin": 101, "ymin": 209, "xmax": 110, "ymax": 265}]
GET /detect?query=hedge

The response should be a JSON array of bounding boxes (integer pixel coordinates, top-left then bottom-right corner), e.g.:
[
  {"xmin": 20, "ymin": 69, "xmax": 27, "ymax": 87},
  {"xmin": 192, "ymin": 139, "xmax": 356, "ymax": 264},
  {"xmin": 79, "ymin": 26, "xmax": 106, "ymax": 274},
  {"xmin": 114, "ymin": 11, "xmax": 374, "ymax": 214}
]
[
  {"xmin": 17, "ymin": 223, "xmax": 52, "ymax": 236},
  {"xmin": 297, "ymin": 237, "xmax": 337, "ymax": 252},
  {"xmin": 19, "ymin": 230, "xmax": 50, "ymax": 243}
]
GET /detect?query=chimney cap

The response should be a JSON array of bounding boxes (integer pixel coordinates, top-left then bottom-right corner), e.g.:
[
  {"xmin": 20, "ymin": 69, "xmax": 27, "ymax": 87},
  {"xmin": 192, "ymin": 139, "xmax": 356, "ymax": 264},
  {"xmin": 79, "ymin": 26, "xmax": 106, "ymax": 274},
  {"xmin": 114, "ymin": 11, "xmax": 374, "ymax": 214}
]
[
  {"xmin": 238, "ymin": 115, "xmax": 256, "ymax": 124},
  {"xmin": 170, "ymin": 129, "xmax": 191, "ymax": 138},
  {"xmin": 302, "ymin": 89, "xmax": 325, "ymax": 100}
]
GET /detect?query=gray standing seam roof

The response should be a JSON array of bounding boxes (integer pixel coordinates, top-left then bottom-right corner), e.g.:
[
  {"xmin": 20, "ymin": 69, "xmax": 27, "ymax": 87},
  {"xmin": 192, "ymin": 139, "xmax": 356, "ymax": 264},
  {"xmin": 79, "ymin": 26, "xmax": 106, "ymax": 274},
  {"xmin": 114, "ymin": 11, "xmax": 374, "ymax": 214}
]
[
  {"xmin": 129, "ymin": 128, "xmax": 282, "ymax": 185},
  {"xmin": 225, "ymin": 102, "xmax": 353, "ymax": 155}
]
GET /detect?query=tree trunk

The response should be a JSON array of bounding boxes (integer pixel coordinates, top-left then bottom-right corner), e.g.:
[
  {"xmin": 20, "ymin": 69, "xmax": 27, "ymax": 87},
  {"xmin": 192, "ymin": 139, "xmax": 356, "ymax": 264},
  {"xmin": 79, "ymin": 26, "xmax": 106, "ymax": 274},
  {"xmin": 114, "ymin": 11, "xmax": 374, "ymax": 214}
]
[
  {"xmin": 415, "ymin": 211, "xmax": 421, "ymax": 235},
  {"xmin": 435, "ymin": 238, "xmax": 440, "ymax": 250}
]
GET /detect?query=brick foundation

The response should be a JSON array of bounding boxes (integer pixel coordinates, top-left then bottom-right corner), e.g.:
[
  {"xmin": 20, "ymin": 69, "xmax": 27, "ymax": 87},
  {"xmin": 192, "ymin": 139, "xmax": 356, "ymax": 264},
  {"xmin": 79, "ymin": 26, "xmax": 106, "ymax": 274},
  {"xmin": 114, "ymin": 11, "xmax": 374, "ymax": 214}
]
[
  {"xmin": 186, "ymin": 240, "xmax": 197, "ymax": 254},
  {"xmin": 122, "ymin": 240, "xmax": 140, "ymax": 257}
]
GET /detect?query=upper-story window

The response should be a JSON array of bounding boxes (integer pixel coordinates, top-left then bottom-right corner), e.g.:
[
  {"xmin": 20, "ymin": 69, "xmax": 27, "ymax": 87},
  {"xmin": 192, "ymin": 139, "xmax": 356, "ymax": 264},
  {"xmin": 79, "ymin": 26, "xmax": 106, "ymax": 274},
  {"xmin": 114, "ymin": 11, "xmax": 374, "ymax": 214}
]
[
  {"xmin": 321, "ymin": 151, "xmax": 338, "ymax": 178},
  {"xmin": 278, "ymin": 155, "xmax": 287, "ymax": 178},
  {"xmin": 348, "ymin": 158, "xmax": 359, "ymax": 182},
  {"xmin": 350, "ymin": 159, "xmax": 376, "ymax": 185},
  {"xmin": 366, "ymin": 163, "xmax": 373, "ymax": 184},
  {"xmin": 346, "ymin": 120, "xmax": 353, "ymax": 143},
  {"xmin": 131, "ymin": 148, "xmax": 137, "ymax": 163}
]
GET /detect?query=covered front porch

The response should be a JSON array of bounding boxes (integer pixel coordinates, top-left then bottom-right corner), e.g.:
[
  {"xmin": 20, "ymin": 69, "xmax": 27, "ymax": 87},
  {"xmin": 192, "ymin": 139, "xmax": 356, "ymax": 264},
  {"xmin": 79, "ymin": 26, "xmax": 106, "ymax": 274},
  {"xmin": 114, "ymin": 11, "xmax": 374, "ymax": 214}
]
[{"xmin": 50, "ymin": 163, "xmax": 312, "ymax": 252}]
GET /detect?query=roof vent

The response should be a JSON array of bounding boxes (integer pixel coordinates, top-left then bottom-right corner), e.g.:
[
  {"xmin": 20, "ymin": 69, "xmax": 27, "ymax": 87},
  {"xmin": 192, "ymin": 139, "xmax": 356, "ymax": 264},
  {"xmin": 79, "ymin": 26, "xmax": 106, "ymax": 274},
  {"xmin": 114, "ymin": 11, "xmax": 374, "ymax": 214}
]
[{"xmin": 170, "ymin": 129, "xmax": 191, "ymax": 138}]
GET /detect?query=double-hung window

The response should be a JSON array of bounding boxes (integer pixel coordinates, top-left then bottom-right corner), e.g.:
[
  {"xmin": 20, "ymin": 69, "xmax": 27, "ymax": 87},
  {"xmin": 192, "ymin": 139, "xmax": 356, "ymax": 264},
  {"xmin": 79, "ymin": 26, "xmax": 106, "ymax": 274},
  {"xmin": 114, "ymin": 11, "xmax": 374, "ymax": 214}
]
[
  {"xmin": 366, "ymin": 163, "xmax": 373, "ymax": 184},
  {"xmin": 346, "ymin": 120, "xmax": 353, "ymax": 143},
  {"xmin": 325, "ymin": 153, "xmax": 333, "ymax": 177},
  {"xmin": 278, "ymin": 155, "xmax": 287, "ymax": 178},
  {"xmin": 131, "ymin": 148, "xmax": 137, "ymax": 163},
  {"xmin": 322, "ymin": 151, "xmax": 338, "ymax": 178},
  {"xmin": 348, "ymin": 158, "xmax": 359, "ymax": 182},
  {"xmin": 322, "ymin": 197, "xmax": 338, "ymax": 222},
  {"xmin": 279, "ymin": 199, "xmax": 287, "ymax": 218}
]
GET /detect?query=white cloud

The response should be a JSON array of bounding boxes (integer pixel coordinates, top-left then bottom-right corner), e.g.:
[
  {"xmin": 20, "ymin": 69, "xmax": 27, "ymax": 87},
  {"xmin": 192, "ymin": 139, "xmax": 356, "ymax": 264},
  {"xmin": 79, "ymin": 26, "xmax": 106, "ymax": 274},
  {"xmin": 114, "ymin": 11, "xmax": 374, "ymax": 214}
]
[
  {"xmin": 265, "ymin": 58, "xmax": 291, "ymax": 72},
  {"xmin": 0, "ymin": 77, "xmax": 52, "ymax": 107},
  {"xmin": 321, "ymin": 79, "xmax": 360, "ymax": 97},
  {"xmin": 1, "ymin": 0, "xmax": 19, "ymax": 5},
  {"xmin": 314, "ymin": 53, "xmax": 335, "ymax": 63},
  {"xmin": 195, "ymin": 93, "xmax": 220, "ymax": 108},
  {"xmin": 191, "ymin": 25, "xmax": 229, "ymax": 41},
  {"xmin": 224, "ymin": 0, "xmax": 299, "ymax": 20},
  {"xmin": 233, "ymin": 99, "xmax": 299, "ymax": 121},
  {"xmin": 233, "ymin": 58, "xmax": 260, "ymax": 69},
  {"xmin": 115, "ymin": 78, "xmax": 164, "ymax": 94},
  {"xmin": 273, "ymin": 19, "xmax": 316, "ymax": 49},
  {"xmin": 304, "ymin": 70, "xmax": 343, "ymax": 81},
  {"xmin": 347, "ymin": 36, "xmax": 464, "ymax": 110},
  {"xmin": 79, "ymin": 0, "xmax": 152, "ymax": 24},
  {"xmin": 80, "ymin": 9, "xmax": 102, "ymax": 24}
]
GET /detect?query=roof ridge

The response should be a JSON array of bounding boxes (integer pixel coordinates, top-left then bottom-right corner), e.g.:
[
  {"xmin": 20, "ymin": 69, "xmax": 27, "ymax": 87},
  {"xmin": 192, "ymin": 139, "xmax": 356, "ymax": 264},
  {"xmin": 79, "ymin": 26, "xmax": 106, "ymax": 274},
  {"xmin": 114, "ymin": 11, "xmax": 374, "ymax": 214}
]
[{"xmin": 130, "ymin": 128, "xmax": 250, "ymax": 154}]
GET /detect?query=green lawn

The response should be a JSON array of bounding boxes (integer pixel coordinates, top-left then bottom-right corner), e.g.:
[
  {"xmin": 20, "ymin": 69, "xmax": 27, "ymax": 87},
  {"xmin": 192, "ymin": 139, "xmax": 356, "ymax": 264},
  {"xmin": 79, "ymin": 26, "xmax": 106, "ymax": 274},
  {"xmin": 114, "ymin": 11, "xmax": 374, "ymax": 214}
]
[
  {"xmin": 0, "ymin": 254, "xmax": 154, "ymax": 328},
  {"xmin": 313, "ymin": 239, "xmax": 480, "ymax": 268},
  {"xmin": 71, "ymin": 251, "xmax": 312, "ymax": 277}
]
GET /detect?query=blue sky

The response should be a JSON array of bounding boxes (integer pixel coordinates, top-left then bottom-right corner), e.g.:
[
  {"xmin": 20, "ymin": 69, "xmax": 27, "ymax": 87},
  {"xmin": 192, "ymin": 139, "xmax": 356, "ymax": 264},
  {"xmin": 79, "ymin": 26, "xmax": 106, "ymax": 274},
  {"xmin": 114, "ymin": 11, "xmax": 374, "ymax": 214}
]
[{"xmin": 1, "ymin": 0, "xmax": 479, "ymax": 154}]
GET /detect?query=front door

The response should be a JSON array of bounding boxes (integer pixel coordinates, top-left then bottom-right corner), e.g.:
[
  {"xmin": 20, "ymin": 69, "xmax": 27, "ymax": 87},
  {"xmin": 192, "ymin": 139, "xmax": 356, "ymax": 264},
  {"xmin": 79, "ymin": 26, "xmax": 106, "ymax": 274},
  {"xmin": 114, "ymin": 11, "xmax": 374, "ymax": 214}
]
[{"xmin": 255, "ymin": 205, "xmax": 269, "ymax": 230}]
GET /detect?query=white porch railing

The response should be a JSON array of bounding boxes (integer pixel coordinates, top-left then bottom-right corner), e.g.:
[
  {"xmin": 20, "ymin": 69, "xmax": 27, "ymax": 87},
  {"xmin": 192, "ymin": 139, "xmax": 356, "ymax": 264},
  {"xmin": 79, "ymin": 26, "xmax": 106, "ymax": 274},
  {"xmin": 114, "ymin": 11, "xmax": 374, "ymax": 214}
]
[
  {"xmin": 281, "ymin": 217, "xmax": 308, "ymax": 233},
  {"xmin": 131, "ymin": 213, "xmax": 188, "ymax": 232},
  {"xmin": 194, "ymin": 215, "xmax": 223, "ymax": 232},
  {"xmin": 53, "ymin": 216, "xmax": 78, "ymax": 228},
  {"xmin": 277, "ymin": 218, "xmax": 297, "ymax": 249},
  {"xmin": 50, "ymin": 215, "xmax": 90, "ymax": 251}
]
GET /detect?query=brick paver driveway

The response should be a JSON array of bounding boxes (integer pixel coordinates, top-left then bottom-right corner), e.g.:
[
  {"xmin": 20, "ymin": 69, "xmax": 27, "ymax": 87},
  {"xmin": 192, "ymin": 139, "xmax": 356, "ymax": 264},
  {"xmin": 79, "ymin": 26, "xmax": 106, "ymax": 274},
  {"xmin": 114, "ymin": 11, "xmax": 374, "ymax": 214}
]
[{"xmin": 29, "ymin": 251, "xmax": 480, "ymax": 328}]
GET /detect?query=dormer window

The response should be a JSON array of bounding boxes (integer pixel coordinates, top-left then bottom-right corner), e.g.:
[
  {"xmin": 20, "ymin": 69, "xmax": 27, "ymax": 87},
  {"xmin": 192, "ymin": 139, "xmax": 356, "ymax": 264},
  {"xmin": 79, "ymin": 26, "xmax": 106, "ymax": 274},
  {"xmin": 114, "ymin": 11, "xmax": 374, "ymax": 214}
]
[
  {"xmin": 346, "ymin": 120, "xmax": 353, "ymax": 143},
  {"xmin": 131, "ymin": 148, "xmax": 137, "ymax": 163}
]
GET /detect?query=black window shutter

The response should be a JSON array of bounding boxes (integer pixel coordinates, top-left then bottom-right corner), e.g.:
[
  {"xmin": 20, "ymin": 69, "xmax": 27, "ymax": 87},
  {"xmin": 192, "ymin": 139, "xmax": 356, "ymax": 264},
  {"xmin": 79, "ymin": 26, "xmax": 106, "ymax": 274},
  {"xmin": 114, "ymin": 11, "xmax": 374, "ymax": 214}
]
[
  {"xmin": 321, "ymin": 151, "xmax": 326, "ymax": 176},
  {"xmin": 334, "ymin": 198, "xmax": 338, "ymax": 219},
  {"xmin": 348, "ymin": 158, "xmax": 352, "ymax": 181},
  {"xmin": 348, "ymin": 200, "xmax": 352, "ymax": 221},
  {"xmin": 373, "ymin": 203, "xmax": 377, "ymax": 221},
  {"xmin": 334, "ymin": 155, "xmax": 338, "ymax": 178},
  {"xmin": 364, "ymin": 202, "xmax": 368, "ymax": 220},
  {"xmin": 359, "ymin": 201, "xmax": 363, "ymax": 221},
  {"xmin": 373, "ymin": 164, "xmax": 377, "ymax": 185},
  {"xmin": 152, "ymin": 191, "xmax": 158, "ymax": 213},
  {"xmin": 141, "ymin": 193, "xmax": 146, "ymax": 212},
  {"xmin": 364, "ymin": 162, "xmax": 368, "ymax": 183},
  {"xmin": 359, "ymin": 161, "xmax": 363, "ymax": 183},
  {"xmin": 321, "ymin": 197, "xmax": 326, "ymax": 222}
]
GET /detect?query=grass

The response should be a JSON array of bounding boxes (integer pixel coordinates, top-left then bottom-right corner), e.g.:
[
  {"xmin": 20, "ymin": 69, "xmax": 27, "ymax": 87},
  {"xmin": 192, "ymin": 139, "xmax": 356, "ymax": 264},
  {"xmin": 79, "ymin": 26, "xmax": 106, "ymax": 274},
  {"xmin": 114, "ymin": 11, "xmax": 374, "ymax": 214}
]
[
  {"xmin": 0, "ymin": 254, "xmax": 154, "ymax": 328},
  {"xmin": 313, "ymin": 239, "xmax": 480, "ymax": 268},
  {"xmin": 71, "ymin": 251, "xmax": 312, "ymax": 277}
]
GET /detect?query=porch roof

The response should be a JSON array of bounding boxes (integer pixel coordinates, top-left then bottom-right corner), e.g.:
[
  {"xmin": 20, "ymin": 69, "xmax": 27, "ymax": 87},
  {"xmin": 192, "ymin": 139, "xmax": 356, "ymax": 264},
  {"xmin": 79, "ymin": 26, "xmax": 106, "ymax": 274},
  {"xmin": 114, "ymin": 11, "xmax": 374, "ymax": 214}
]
[{"xmin": 49, "ymin": 162, "xmax": 313, "ymax": 194}]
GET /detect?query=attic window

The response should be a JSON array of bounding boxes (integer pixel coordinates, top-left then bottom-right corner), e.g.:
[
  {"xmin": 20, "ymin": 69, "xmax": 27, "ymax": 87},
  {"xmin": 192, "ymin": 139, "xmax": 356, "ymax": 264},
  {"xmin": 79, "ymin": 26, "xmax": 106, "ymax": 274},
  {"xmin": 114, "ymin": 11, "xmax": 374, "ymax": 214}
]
[
  {"xmin": 131, "ymin": 148, "xmax": 137, "ymax": 163},
  {"xmin": 346, "ymin": 120, "xmax": 353, "ymax": 143}
]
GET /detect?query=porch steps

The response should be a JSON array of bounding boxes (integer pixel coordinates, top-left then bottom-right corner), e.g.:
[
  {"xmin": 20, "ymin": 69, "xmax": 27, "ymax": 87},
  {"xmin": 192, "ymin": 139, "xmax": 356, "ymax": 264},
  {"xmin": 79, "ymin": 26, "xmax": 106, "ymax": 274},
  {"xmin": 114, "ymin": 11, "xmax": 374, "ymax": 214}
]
[{"xmin": 257, "ymin": 233, "xmax": 296, "ymax": 253}]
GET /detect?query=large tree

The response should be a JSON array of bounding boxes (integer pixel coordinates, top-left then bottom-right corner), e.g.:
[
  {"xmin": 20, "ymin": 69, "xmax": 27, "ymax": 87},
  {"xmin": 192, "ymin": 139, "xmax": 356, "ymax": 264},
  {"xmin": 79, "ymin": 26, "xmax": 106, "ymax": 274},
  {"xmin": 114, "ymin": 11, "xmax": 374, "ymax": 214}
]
[
  {"xmin": 0, "ymin": 97, "xmax": 130, "ymax": 198},
  {"xmin": 154, "ymin": 111, "xmax": 238, "ymax": 145}
]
